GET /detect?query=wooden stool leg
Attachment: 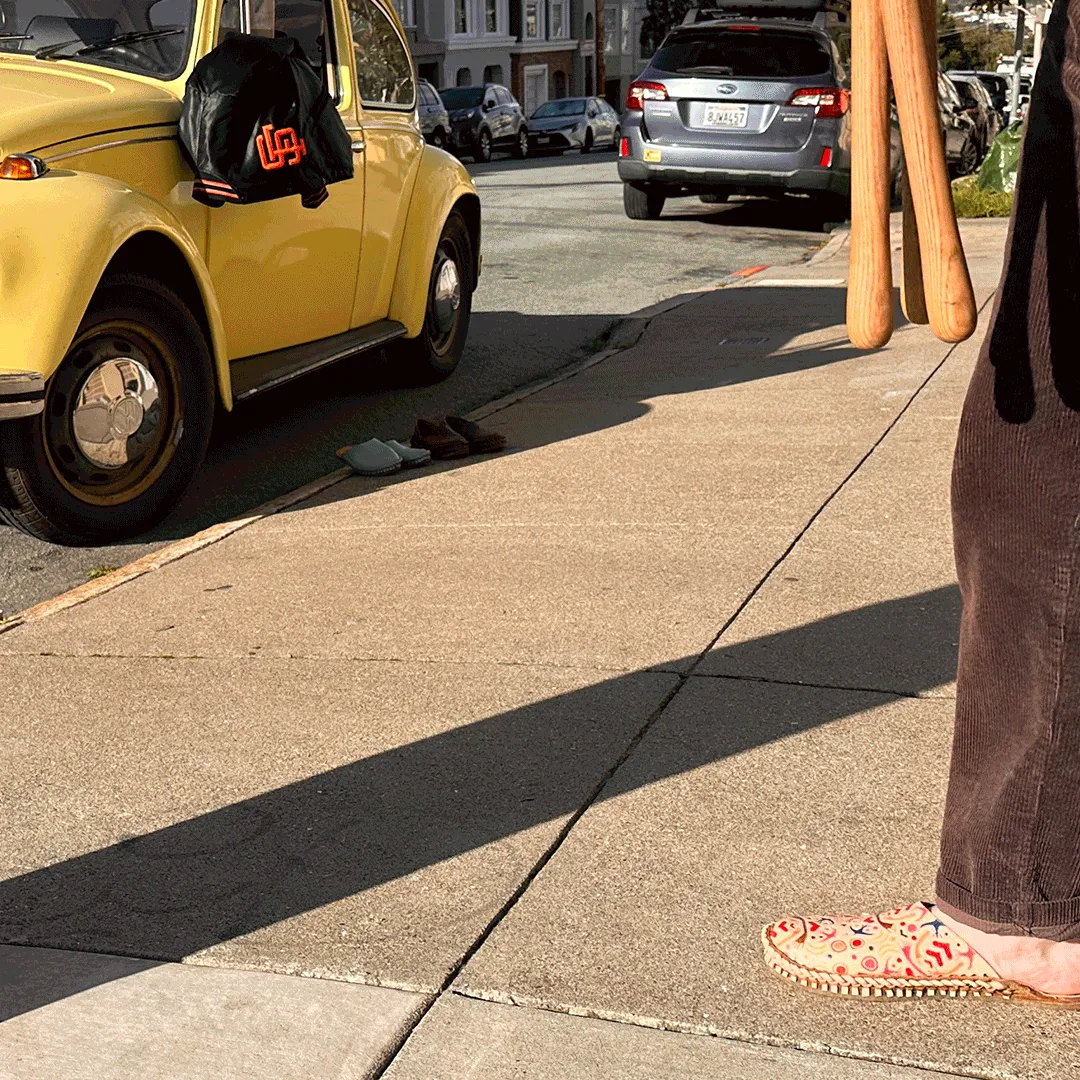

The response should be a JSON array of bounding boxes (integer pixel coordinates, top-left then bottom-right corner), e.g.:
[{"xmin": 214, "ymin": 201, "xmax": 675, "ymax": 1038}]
[
  {"xmin": 899, "ymin": 0, "xmax": 936, "ymax": 325},
  {"xmin": 881, "ymin": 0, "xmax": 977, "ymax": 342},
  {"xmin": 847, "ymin": 0, "xmax": 895, "ymax": 348}
]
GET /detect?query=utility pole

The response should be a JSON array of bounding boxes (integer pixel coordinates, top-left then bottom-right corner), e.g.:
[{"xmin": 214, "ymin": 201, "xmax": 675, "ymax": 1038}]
[
  {"xmin": 596, "ymin": 0, "xmax": 606, "ymax": 102},
  {"xmin": 1032, "ymin": 2, "xmax": 1050, "ymax": 73},
  {"xmin": 1010, "ymin": 4, "xmax": 1026, "ymax": 121}
]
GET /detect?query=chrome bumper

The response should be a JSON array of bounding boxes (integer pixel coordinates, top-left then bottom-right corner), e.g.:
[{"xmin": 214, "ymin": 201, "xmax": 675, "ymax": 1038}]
[{"xmin": 0, "ymin": 372, "xmax": 45, "ymax": 420}]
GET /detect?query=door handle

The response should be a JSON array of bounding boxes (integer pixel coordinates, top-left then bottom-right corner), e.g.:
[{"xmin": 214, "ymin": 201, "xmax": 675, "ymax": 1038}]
[{"xmin": 351, "ymin": 138, "xmax": 366, "ymax": 153}]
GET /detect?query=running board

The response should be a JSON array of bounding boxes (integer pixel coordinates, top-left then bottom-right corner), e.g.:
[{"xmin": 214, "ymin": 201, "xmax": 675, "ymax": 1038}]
[{"xmin": 230, "ymin": 319, "xmax": 408, "ymax": 402}]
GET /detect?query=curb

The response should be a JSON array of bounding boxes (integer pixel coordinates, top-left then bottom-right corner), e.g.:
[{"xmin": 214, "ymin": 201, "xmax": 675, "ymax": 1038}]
[{"xmin": 0, "ymin": 254, "xmax": 811, "ymax": 635}]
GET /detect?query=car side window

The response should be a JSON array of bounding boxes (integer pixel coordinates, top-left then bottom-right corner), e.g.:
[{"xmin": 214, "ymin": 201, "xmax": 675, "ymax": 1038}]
[
  {"xmin": 495, "ymin": 86, "xmax": 511, "ymax": 105},
  {"xmin": 218, "ymin": 0, "xmax": 338, "ymax": 92},
  {"xmin": 484, "ymin": 89, "xmax": 498, "ymax": 109},
  {"xmin": 347, "ymin": 0, "xmax": 415, "ymax": 108}
]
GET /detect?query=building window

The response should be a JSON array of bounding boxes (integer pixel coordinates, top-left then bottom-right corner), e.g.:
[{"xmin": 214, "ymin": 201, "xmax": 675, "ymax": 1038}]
[
  {"xmin": 454, "ymin": 0, "xmax": 468, "ymax": 34},
  {"xmin": 524, "ymin": 0, "xmax": 539, "ymax": 37},
  {"xmin": 484, "ymin": 0, "xmax": 497, "ymax": 31},
  {"xmin": 552, "ymin": 69, "xmax": 566, "ymax": 97},
  {"xmin": 456, "ymin": 65, "xmax": 472, "ymax": 84},
  {"xmin": 584, "ymin": 11, "xmax": 593, "ymax": 38},
  {"xmin": 603, "ymin": 5, "xmax": 616, "ymax": 54},
  {"xmin": 550, "ymin": 0, "xmax": 566, "ymax": 38},
  {"xmin": 392, "ymin": 0, "xmax": 414, "ymax": 26},
  {"xmin": 484, "ymin": 63, "xmax": 503, "ymax": 82},
  {"xmin": 620, "ymin": 4, "xmax": 631, "ymax": 53}
]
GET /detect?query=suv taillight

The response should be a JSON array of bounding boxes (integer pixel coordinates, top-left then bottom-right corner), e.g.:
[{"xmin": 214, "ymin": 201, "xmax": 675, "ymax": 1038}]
[
  {"xmin": 786, "ymin": 87, "xmax": 849, "ymax": 119},
  {"xmin": 626, "ymin": 80, "xmax": 669, "ymax": 111}
]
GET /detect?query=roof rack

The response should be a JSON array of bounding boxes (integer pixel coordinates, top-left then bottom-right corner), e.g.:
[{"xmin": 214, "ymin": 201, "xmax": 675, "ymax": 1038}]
[{"xmin": 681, "ymin": 1, "xmax": 848, "ymax": 26}]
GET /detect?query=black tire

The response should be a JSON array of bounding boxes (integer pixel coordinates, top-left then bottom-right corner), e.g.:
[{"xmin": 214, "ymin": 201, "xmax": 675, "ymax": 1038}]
[
  {"xmin": 623, "ymin": 182, "xmax": 665, "ymax": 220},
  {"xmin": 395, "ymin": 210, "xmax": 474, "ymax": 384},
  {"xmin": 512, "ymin": 126, "xmax": 529, "ymax": 159},
  {"xmin": 582, "ymin": 128, "xmax": 594, "ymax": 154},
  {"xmin": 430, "ymin": 127, "xmax": 447, "ymax": 150},
  {"xmin": 473, "ymin": 129, "xmax": 492, "ymax": 163},
  {"xmin": 611, "ymin": 125, "xmax": 621, "ymax": 150},
  {"xmin": 0, "ymin": 274, "xmax": 214, "ymax": 545}
]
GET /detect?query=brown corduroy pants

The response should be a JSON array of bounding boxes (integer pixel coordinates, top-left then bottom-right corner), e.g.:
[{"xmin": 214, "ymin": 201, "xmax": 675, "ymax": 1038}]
[{"xmin": 935, "ymin": 0, "xmax": 1080, "ymax": 942}]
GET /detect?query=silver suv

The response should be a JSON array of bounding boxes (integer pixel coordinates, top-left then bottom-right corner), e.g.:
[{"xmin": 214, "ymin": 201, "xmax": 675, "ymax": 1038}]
[{"xmin": 619, "ymin": 4, "xmax": 896, "ymax": 219}]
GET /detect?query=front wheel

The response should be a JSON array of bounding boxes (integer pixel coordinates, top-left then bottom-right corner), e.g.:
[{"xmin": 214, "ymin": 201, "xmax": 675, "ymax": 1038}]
[
  {"xmin": 623, "ymin": 183, "xmax": 665, "ymax": 220},
  {"xmin": 430, "ymin": 128, "xmax": 446, "ymax": 150},
  {"xmin": 473, "ymin": 129, "xmax": 492, "ymax": 163},
  {"xmin": 395, "ymin": 210, "xmax": 474, "ymax": 384},
  {"xmin": 611, "ymin": 126, "xmax": 622, "ymax": 149},
  {"xmin": 512, "ymin": 126, "xmax": 530, "ymax": 159},
  {"xmin": 0, "ymin": 274, "xmax": 215, "ymax": 545}
]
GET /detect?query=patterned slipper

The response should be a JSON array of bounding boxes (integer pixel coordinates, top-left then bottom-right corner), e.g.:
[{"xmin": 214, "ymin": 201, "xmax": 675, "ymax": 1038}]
[{"xmin": 762, "ymin": 902, "xmax": 1080, "ymax": 1006}]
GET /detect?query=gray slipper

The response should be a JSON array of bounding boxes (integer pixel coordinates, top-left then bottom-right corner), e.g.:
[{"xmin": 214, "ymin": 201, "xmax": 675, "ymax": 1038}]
[
  {"xmin": 337, "ymin": 439, "xmax": 402, "ymax": 476},
  {"xmin": 384, "ymin": 439, "xmax": 432, "ymax": 467}
]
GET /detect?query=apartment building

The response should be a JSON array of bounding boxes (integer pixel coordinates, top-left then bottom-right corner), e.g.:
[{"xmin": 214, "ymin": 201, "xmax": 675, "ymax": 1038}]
[
  {"xmin": 601, "ymin": 0, "xmax": 648, "ymax": 107},
  {"xmin": 395, "ymin": 0, "xmax": 601, "ymax": 113}
]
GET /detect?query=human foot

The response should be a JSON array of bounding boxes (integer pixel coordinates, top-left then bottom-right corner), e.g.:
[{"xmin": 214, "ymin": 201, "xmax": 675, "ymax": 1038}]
[
  {"xmin": 762, "ymin": 902, "xmax": 1080, "ymax": 1004},
  {"xmin": 935, "ymin": 906, "xmax": 1080, "ymax": 998}
]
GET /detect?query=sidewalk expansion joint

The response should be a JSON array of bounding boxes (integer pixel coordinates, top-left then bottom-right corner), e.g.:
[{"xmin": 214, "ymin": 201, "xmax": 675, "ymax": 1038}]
[
  {"xmin": 1, "ymin": 650, "xmax": 638, "ymax": 675},
  {"xmin": 443, "ymin": 985, "xmax": 1005, "ymax": 1080},
  {"xmin": 681, "ymin": 291, "xmax": 994, "ymax": 678},
  {"xmin": 685, "ymin": 670, "xmax": 956, "ymax": 700},
  {"xmin": 371, "ymin": 292, "xmax": 992, "ymax": 1079}
]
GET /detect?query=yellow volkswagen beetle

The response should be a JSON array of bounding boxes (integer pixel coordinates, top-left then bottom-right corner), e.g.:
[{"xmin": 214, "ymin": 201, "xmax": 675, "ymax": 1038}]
[{"xmin": 0, "ymin": 0, "xmax": 480, "ymax": 544}]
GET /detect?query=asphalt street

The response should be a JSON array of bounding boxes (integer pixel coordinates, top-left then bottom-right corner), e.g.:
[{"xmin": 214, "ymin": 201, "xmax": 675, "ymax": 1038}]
[{"xmin": 0, "ymin": 148, "xmax": 829, "ymax": 618}]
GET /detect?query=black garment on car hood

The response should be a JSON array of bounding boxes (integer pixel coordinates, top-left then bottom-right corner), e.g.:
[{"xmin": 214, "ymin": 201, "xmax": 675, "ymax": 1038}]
[{"xmin": 179, "ymin": 34, "xmax": 353, "ymax": 209}]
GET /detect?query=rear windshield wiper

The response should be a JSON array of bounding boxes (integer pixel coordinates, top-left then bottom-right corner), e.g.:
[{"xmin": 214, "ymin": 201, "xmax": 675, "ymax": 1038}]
[
  {"xmin": 37, "ymin": 28, "xmax": 182, "ymax": 60},
  {"xmin": 676, "ymin": 65, "xmax": 736, "ymax": 76}
]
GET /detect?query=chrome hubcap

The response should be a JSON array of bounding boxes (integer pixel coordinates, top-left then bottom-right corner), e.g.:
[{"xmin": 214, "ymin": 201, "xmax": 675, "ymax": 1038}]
[
  {"xmin": 433, "ymin": 257, "xmax": 462, "ymax": 335},
  {"xmin": 72, "ymin": 356, "xmax": 161, "ymax": 469}
]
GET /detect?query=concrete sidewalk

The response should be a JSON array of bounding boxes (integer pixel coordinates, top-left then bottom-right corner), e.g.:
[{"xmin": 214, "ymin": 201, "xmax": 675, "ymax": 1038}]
[{"xmin": 3, "ymin": 215, "xmax": 1072, "ymax": 1080}]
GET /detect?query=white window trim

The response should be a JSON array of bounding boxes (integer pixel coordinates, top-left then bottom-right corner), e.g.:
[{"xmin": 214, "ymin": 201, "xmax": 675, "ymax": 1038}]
[
  {"xmin": 451, "ymin": 0, "xmax": 472, "ymax": 38},
  {"xmin": 522, "ymin": 61, "xmax": 548, "ymax": 112},
  {"xmin": 482, "ymin": 0, "xmax": 506, "ymax": 36},
  {"xmin": 523, "ymin": 0, "xmax": 544, "ymax": 40}
]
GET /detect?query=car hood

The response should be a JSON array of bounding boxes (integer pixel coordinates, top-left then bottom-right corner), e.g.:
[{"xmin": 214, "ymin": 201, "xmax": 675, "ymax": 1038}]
[
  {"xmin": 530, "ymin": 114, "xmax": 585, "ymax": 130},
  {"xmin": 448, "ymin": 108, "xmax": 478, "ymax": 121},
  {"xmin": 0, "ymin": 57, "xmax": 180, "ymax": 160}
]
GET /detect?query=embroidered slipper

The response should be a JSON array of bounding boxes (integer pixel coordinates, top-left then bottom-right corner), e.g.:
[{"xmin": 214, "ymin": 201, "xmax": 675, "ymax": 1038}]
[
  {"xmin": 336, "ymin": 439, "xmax": 402, "ymax": 477},
  {"xmin": 762, "ymin": 902, "xmax": 1080, "ymax": 1006}
]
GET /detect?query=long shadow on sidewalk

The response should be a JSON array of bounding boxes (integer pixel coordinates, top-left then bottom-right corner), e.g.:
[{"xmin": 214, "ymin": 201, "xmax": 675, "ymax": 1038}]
[{"xmin": 0, "ymin": 583, "xmax": 958, "ymax": 1021}]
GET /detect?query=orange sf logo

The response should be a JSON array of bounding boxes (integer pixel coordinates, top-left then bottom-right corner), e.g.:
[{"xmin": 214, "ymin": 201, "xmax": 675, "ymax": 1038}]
[{"xmin": 256, "ymin": 124, "xmax": 307, "ymax": 170}]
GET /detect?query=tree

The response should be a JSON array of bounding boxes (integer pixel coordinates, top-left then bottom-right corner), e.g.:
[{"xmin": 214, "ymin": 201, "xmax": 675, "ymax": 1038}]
[
  {"xmin": 936, "ymin": 1, "xmax": 1017, "ymax": 70},
  {"xmin": 640, "ymin": 0, "xmax": 695, "ymax": 58}
]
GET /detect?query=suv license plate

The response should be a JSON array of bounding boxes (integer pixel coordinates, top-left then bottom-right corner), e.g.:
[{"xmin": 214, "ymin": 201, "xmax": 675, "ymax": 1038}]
[{"xmin": 703, "ymin": 103, "xmax": 748, "ymax": 128}]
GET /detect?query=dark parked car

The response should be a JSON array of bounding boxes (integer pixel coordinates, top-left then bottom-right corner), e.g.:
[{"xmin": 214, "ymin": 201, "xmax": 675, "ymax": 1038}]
[
  {"xmin": 440, "ymin": 83, "xmax": 530, "ymax": 163},
  {"xmin": 948, "ymin": 72, "xmax": 1000, "ymax": 157},
  {"xmin": 617, "ymin": 3, "xmax": 900, "ymax": 220},
  {"xmin": 938, "ymin": 71, "xmax": 982, "ymax": 176},
  {"xmin": 529, "ymin": 96, "xmax": 622, "ymax": 153},
  {"xmin": 418, "ymin": 79, "xmax": 451, "ymax": 149},
  {"xmin": 953, "ymin": 69, "xmax": 1010, "ymax": 119}
]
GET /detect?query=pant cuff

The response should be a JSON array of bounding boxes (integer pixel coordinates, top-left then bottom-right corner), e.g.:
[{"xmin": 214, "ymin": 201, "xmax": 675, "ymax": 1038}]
[{"xmin": 936, "ymin": 873, "xmax": 1080, "ymax": 942}]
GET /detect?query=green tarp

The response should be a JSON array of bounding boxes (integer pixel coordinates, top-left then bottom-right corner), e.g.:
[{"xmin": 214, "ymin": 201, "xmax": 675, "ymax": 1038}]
[{"xmin": 977, "ymin": 123, "xmax": 1024, "ymax": 194}]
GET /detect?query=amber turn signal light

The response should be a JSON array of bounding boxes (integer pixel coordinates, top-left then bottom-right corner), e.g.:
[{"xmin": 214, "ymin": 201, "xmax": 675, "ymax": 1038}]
[{"xmin": 0, "ymin": 154, "xmax": 48, "ymax": 180}]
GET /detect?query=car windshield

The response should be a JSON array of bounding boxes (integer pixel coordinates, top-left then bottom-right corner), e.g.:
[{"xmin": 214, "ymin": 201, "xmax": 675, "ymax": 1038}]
[
  {"xmin": 0, "ymin": 0, "xmax": 195, "ymax": 78},
  {"xmin": 533, "ymin": 98, "xmax": 586, "ymax": 117},
  {"xmin": 652, "ymin": 27, "xmax": 831, "ymax": 78},
  {"xmin": 440, "ymin": 86, "xmax": 484, "ymax": 109}
]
